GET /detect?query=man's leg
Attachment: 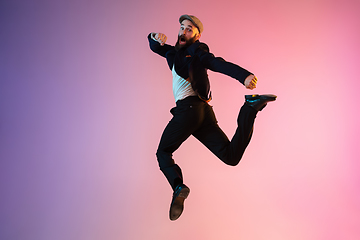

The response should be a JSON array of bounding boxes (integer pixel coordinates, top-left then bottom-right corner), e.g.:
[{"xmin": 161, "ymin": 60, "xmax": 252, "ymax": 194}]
[
  {"xmin": 156, "ymin": 97, "xmax": 205, "ymax": 220},
  {"xmin": 156, "ymin": 98, "xmax": 204, "ymax": 190},
  {"xmin": 193, "ymin": 95, "xmax": 276, "ymax": 165},
  {"xmin": 156, "ymin": 116, "xmax": 192, "ymax": 191},
  {"xmin": 192, "ymin": 103, "xmax": 257, "ymax": 166}
]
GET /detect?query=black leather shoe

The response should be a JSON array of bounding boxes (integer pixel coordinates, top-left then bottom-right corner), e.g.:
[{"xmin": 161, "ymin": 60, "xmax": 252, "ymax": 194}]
[
  {"xmin": 169, "ymin": 184, "xmax": 190, "ymax": 221},
  {"xmin": 245, "ymin": 94, "xmax": 277, "ymax": 111}
]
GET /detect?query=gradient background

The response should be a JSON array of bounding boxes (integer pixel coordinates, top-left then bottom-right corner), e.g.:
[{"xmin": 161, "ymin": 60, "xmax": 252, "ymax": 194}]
[{"xmin": 1, "ymin": 0, "xmax": 360, "ymax": 239}]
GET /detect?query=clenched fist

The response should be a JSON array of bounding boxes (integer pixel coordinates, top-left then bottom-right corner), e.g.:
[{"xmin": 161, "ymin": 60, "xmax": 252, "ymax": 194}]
[
  {"xmin": 244, "ymin": 74, "xmax": 257, "ymax": 90},
  {"xmin": 151, "ymin": 32, "xmax": 167, "ymax": 46}
]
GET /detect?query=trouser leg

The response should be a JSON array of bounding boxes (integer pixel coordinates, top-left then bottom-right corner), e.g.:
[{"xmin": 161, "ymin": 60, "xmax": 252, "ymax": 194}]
[
  {"xmin": 193, "ymin": 103, "xmax": 257, "ymax": 166},
  {"xmin": 156, "ymin": 97, "xmax": 205, "ymax": 190},
  {"xmin": 156, "ymin": 120, "xmax": 189, "ymax": 190}
]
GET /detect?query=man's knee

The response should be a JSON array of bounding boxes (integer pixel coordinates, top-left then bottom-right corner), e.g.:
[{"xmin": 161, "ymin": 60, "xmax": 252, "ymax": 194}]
[
  {"xmin": 156, "ymin": 150, "xmax": 175, "ymax": 168},
  {"xmin": 221, "ymin": 156, "xmax": 241, "ymax": 166},
  {"xmin": 226, "ymin": 160, "xmax": 240, "ymax": 167}
]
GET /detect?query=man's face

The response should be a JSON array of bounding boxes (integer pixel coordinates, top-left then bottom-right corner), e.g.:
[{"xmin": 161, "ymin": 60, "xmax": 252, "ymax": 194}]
[{"xmin": 175, "ymin": 19, "xmax": 201, "ymax": 50}]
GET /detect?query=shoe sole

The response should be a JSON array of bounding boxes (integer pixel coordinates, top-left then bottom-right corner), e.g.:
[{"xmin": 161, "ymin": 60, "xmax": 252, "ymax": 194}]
[
  {"xmin": 170, "ymin": 187, "xmax": 190, "ymax": 221},
  {"xmin": 245, "ymin": 94, "xmax": 277, "ymax": 101},
  {"xmin": 245, "ymin": 94, "xmax": 277, "ymax": 111}
]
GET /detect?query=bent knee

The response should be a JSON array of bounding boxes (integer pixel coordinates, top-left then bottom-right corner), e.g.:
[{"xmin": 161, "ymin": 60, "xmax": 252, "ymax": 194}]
[
  {"xmin": 227, "ymin": 161, "xmax": 240, "ymax": 167},
  {"xmin": 222, "ymin": 157, "xmax": 241, "ymax": 166}
]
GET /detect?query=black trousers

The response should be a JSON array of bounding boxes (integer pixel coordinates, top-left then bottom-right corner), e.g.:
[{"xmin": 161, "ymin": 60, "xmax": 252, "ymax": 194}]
[{"xmin": 156, "ymin": 96, "xmax": 257, "ymax": 190}]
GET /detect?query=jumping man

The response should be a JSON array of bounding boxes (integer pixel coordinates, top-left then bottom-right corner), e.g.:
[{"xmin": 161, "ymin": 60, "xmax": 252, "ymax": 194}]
[{"xmin": 148, "ymin": 14, "xmax": 277, "ymax": 221}]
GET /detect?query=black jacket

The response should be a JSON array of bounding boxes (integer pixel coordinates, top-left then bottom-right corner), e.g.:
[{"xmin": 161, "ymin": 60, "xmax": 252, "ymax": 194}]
[{"xmin": 148, "ymin": 33, "xmax": 252, "ymax": 101}]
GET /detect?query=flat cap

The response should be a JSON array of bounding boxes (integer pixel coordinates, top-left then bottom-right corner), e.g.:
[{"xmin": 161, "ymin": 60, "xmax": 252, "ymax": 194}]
[{"xmin": 179, "ymin": 14, "xmax": 203, "ymax": 34}]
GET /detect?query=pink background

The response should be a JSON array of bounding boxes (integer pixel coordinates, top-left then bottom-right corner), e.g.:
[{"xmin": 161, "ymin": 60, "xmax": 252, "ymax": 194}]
[{"xmin": 1, "ymin": 0, "xmax": 360, "ymax": 239}]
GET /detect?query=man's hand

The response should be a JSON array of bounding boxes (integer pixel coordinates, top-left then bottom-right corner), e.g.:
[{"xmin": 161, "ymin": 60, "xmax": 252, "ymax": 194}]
[
  {"xmin": 244, "ymin": 74, "xmax": 257, "ymax": 90},
  {"xmin": 151, "ymin": 32, "xmax": 167, "ymax": 46}
]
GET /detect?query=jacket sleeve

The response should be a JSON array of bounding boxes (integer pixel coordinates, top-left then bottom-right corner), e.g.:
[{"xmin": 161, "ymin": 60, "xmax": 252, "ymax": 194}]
[
  {"xmin": 196, "ymin": 43, "xmax": 253, "ymax": 85},
  {"xmin": 148, "ymin": 33, "xmax": 174, "ymax": 58}
]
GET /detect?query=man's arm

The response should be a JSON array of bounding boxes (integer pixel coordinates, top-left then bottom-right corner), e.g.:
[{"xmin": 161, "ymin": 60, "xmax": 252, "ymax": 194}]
[
  {"xmin": 195, "ymin": 43, "xmax": 257, "ymax": 89},
  {"xmin": 148, "ymin": 33, "xmax": 174, "ymax": 58}
]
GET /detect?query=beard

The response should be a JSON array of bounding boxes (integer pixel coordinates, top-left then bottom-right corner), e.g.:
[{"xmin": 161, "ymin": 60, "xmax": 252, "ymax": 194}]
[{"xmin": 175, "ymin": 35, "xmax": 197, "ymax": 51}]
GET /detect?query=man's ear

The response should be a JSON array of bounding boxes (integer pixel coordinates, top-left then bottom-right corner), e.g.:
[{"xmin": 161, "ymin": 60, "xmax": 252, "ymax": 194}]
[{"xmin": 195, "ymin": 33, "xmax": 201, "ymax": 41}]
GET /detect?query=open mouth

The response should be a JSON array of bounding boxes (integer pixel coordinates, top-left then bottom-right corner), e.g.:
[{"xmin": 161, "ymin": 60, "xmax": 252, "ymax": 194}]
[{"xmin": 179, "ymin": 36, "xmax": 186, "ymax": 45}]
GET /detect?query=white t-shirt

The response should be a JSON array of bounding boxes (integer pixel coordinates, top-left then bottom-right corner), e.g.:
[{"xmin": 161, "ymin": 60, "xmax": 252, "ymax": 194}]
[{"xmin": 172, "ymin": 65, "xmax": 197, "ymax": 102}]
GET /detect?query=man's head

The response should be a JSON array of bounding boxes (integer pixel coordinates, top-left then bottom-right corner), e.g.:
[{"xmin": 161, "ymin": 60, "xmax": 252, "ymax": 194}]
[
  {"xmin": 175, "ymin": 15, "xmax": 203, "ymax": 50},
  {"xmin": 179, "ymin": 15, "xmax": 203, "ymax": 34}
]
